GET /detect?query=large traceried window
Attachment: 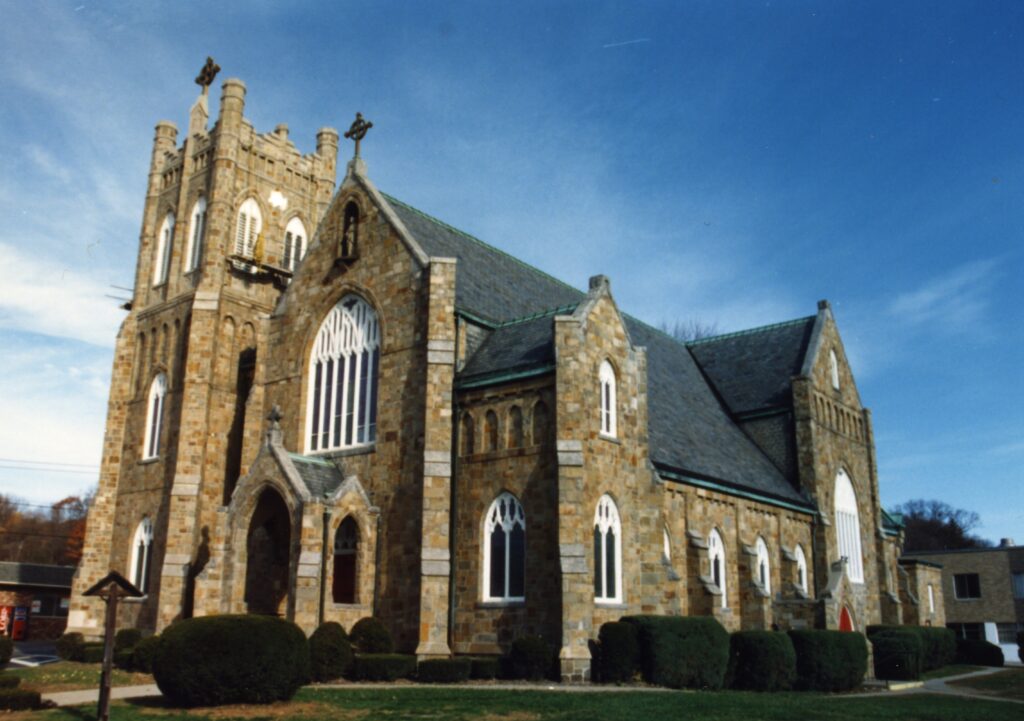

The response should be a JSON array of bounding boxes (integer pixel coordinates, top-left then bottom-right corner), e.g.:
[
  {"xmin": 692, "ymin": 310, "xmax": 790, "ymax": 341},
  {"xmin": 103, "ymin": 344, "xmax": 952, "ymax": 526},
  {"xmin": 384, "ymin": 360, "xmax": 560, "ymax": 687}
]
[
  {"xmin": 129, "ymin": 518, "xmax": 154, "ymax": 594},
  {"xmin": 593, "ymin": 494, "xmax": 622, "ymax": 603},
  {"xmin": 283, "ymin": 217, "xmax": 307, "ymax": 272},
  {"xmin": 235, "ymin": 198, "xmax": 262, "ymax": 258},
  {"xmin": 709, "ymin": 528, "xmax": 726, "ymax": 608},
  {"xmin": 307, "ymin": 295, "xmax": 380, "ymax": 453},
  {"xmin": 153, "ymin": 212, "xmax": 175, "ymax": 286},
  {"xmin": 143, "ymin": 374, "xmax": 167, "ymax": 460},
  {"xmin": 794, "ymin": 543, "xmax": 808, "ymax": 594},
  {"xmin": 184, "ymin": 198, "xmax": 207, "ymax": 273},
  {"xmin": 332, "ymin": 516, "xmax": 358, "ymax": 604},
  {"xmin": 834, "ymin": 469, "xmax": 864, "ymax": 583},
  {"xmin": 599, "ymin": 360, "xmax": 617, "ymax": 437},
  {"xmin": 483, "ymin": 492, "xmax": 525, "ymax": 602},
  {"xmin": 755, "ymin": 536, "xmax": 772, "ymax": 594}
]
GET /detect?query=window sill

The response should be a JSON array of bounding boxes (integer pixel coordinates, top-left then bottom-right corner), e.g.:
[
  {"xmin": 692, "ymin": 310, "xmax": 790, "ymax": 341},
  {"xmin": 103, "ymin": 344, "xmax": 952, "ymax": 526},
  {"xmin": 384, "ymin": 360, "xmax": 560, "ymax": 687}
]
[
  {"xmin": 594, "ymin": 601, "xmax": 627, "ymax": 609},
  {"xmin": 953, "ymin": 597, "xmax": 982, "ymax": 602},
  {"xmin": 329, "ymin": 602, "xmax": 369, "ymax": 610},
  {"xmin": 477, "ymin": 600, "xmax": 526, "ymax": 609},
  {"xmin": 599, "ymin": 433, "xmax": 620, "ymax": 444},
  {"xmin": 138, "ymin": 457, "xmax": 160, "ymax": 466},
  {"xmin": 311, "ymin": 443, "xmax": 376, "ymax": 460}
]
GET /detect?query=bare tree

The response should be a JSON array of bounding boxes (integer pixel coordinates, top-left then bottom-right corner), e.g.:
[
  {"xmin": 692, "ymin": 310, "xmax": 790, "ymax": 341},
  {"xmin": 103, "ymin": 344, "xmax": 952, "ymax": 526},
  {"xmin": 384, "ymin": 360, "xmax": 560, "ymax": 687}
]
[
  {"xmin": 894, "ymin": 499, "xmax": 993, "ymax": 552},
  {"xmin": 659, "ymin": 318, "xmax": 721, "ymax": 342}
]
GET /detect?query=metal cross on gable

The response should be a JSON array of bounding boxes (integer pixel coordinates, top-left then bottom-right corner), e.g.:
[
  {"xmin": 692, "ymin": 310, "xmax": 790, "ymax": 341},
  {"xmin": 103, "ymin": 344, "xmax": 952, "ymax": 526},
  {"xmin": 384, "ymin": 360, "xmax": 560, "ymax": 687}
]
[
  {"xmin": 195, "ymin": 56, "xmax": 221, "ymax": 93},
  {"xmin": 344, "ymin": 112, "xmax": 373, "ymax": 158}
]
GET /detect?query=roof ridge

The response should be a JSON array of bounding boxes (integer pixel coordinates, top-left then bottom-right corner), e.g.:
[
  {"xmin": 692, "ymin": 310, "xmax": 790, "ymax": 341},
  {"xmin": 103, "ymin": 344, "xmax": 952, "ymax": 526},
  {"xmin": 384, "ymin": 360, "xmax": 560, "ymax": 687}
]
[
  {"xmin": 686, "ymin": 315, "xmax": 816, "ymax": 346},
  {"xmin": 380, "ymin": 192, "xmax": 585, "ymax": 298},
  {"xmin": 497, "ymin": 303, "xmax": 579, "ymax": 327}
]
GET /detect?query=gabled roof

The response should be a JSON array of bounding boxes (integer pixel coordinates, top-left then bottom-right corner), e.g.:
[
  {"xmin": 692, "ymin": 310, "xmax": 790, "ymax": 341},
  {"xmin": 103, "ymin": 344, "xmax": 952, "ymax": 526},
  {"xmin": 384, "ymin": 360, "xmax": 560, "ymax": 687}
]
[
  {"xmin": 0, "ymin": 562, "xmax": 75, "ymax": 589},
  {"xmin": 288, "ymin": 454, "xmax": 345, "ymax": 499},
  {"xmin": 687, "ymin": 317, "xmax": 816, "ymax": 415},
  {"xmin": 379, "ymin": 191, "xmax": 813, "ymax": 511}
]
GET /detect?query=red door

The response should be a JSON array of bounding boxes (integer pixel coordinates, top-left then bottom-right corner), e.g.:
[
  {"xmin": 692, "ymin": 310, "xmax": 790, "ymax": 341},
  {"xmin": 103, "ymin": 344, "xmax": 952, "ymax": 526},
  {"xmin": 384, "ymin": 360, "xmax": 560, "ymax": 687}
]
[{"xmin": 839, "ymin": 606, "xmax": 854, "ymax": 632}]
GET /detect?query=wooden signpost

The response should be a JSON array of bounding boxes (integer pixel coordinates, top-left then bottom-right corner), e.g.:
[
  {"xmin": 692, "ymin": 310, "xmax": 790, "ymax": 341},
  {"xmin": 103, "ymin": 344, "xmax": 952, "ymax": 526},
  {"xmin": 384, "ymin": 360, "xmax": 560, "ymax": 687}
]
[{"xmin": 83, "ymin": 571, "xmax": 144, "ymax": 721}]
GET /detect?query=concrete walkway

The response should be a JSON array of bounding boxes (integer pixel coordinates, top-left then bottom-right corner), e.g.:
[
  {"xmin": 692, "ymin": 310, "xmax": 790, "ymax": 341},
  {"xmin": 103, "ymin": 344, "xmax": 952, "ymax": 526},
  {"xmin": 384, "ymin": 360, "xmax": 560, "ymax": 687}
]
[
  {"xmin": 43, "ymin": 684, "xmax": 161, "ymax": 708},
  {"xmin": 848, "ymin": 666, "xmax": 1024, "ymax": 705}
]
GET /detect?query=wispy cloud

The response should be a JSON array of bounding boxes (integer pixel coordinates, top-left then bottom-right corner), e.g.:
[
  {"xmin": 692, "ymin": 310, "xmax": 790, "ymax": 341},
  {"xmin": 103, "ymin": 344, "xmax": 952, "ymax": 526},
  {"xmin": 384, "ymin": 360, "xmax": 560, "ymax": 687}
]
[
  {"xmin": 603, "ymin": 38, "xmax": 652, "ymax": 49},
  {"xmin": 887, "ymin": 259, "xmax": 999, "ymax": 331}
]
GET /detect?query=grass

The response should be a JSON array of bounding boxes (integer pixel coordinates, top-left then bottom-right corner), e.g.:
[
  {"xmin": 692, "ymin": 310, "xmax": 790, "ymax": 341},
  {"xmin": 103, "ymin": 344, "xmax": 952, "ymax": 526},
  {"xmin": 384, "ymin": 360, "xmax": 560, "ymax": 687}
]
[
  {"xmin": 921, "ymin": 664, "xmax": 984, "ymax": 680},
  {"xmin": 7, "ymin": 662, "xmax": 153, "ymax": 693},
  {"xmin": 948, "ymin": 667, "xmax": 1024, "ymax": 702},
  {"xmin": 12, "ymin": 687, "xmax": 1024, "ymax": 721}
]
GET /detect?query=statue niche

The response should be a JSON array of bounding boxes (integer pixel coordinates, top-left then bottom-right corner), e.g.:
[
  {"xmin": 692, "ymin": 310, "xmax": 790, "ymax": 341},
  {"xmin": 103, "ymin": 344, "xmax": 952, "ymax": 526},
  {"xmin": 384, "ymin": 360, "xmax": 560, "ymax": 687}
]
[{"xmin": 335, "ymin": 202, "xmax": 359, "ymax": 265}]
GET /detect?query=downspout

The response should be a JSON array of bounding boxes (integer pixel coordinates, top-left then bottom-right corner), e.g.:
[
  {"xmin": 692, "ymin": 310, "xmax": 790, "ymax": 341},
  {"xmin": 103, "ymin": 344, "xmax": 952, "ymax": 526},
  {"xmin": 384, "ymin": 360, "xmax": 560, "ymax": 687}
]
[{"xmin": 318, "ymin": 506, "xmax": 331, "ymax": 627}]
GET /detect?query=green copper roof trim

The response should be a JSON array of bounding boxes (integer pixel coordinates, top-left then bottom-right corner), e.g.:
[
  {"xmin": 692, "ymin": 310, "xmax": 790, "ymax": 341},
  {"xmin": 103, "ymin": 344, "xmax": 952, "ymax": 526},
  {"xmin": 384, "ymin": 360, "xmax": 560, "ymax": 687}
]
[
  {"xmin": 657, "ymin": 467, "xmax": 815, "ymax": 515},
  {"xmin": 456, "ymin": 308, "xmax": 499, "ymax": 328},
  {"xmin": 382, "ymin": 192, "xmax": 584, "ymax": 298},
  {"xmin": 456, "ymin": 363, "xmax": 555, "ymax": 390},
  {"xmin": 686, "ymin": 315, "xmax": 816, "ymax": 347},
  {"xmin": 288, "ymin": 453, "xmax": 335, "ymax": 466}
]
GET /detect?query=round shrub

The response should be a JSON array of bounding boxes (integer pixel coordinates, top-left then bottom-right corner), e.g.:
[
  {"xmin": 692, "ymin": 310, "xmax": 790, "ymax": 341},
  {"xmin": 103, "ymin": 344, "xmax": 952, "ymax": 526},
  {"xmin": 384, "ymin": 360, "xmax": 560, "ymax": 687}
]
[
  {"xmin": 0, "ymin": 688, "xmax": 40, "ymax": 711},
  {"xmin": 920, "ymin": 627, "xmax": 956, "ymax": 670},
  {"xmin": 352, "ymin": 653, "xmax": 416, "ymax": 681},
  {"xmin": 0, "ymin": 637, "xmax": 13, "ymax": 665},
  {"xmin": 727, "ymin": 631, "xmax": 796, "ymax": 692},
  {"xmin": 508, "ymin": 635, "xmax": 554, "ymax": 681},
  {"xmin": 596, "ymin": 622, "xmax": 640, "ymax": 684},
  {"xmin": 82, "ymin": 643, "xmax": 105, "ymax": 664},
  {"xmin": 309, "ymin": 622, "xmax": 353, "ymax": 682},
  {"xmin": 152, "ymin": 615, "xmax": 310, "ymax": 707},
  {"xmin": 114, "ymin": 628, "xmax": 143, "ymax": 653},
  {"xmin": 131, "ymin": 635, "xmax": 161, "ymax": 674},
  {"xmin": 1017, "ymin": 630, "xmax": 1024, "ymax": 664},
  {"xmin": 349, "ymin": 617, "xmax": 393, "ymax": 654},
  {"xmin": 56, "ymin": 632, "xmax": 85, "ymax": 661},
  {"xmin": 469, "ymin": 656, "xmax": 500, "ymax": 680},
  {"xmin": 870, "ymin": 629, "xmax": 923, "ymax": 681},
  {"xmin": 622, "ymin": 615, "xmax": 730, "ymax": 690},
  {"xmin": 955, "ymin": 639, "xmax": 1004, "ymax": 667},
  {"xmin": 788, "ymin": 630, "xmax": 867, "ymax": 692},
  {"xmin": 417, "ymin": 657, "xmax": 471, "ymax": 683}
]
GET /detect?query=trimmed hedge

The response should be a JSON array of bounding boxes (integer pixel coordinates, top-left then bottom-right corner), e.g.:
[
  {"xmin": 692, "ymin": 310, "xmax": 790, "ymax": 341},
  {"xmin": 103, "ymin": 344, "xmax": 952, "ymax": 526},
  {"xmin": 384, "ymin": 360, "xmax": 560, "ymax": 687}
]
[
  {"xmin": 622, "ymin": 615, "xmax": 729, "ymax": 690},
  {"xmin": 788, "ymin": 630, "xmax": 867, "ymax": 692},
  {"xmin": 0, "ymin": 688, "xmax": 40, "ymax": 711},
  {"xmin": 56, "ymin": 632, "xmax": 85, "ymax": 661},
  {"xmin": 870, "ymin": 629, "xmax": 923, "ymax": 681},
  {"xmin": 1018, "ymin": 630, "xmax": 1024, "ymax": 664},
  {"xmin": 508, "ymin": 635, "xmax": 555, "ymax": 681},
  {"xmin": 955, "ymin": 639, "xmax": 1004, "ymax": 667},
  {"xmin": 0, "ymin": 675, "xmax": 21, "ymax": 689},
  {"xmin": 132, "ymin": 635, "xmax": 161, "ymax": 674},
  {"xmin": 417, "ymin": 657, "xmax": 471, "ymax": 683},
  {"xmin": 596, "ymin": 622, "xmax": 640, "ymax": 684},
  {"xmin": 352, "ymin": 653, "xmax": 416, "ymax": 681},
  {"xmin": 152, "ymin": 615, "xmax": 310, "ymax": 707},
  {"xmin": 0, "ymin": 637, "xmax": 12, "ymax": 665},
  {"xmin": 727, "ymin": 631, "xmax": 796, "ymax": 692},
  {"xmin": 349, "ymin": 618, "xmax": 393, "ymax": 654},
  {"xmin": 866, "ymin": 625, "xmax": 955, "ymax": 671},
  {"xmin": 115, "ymin": 628, "xmax": 143, "ymax": 653},
  {"xmin": 469, "ymin": 656, "xmax": 500, "ymax": 680},
  {"xmin": 309, "ymin": 622, "xmax": 353, "ymax": 682},
  {"xmin": 82, "ymin": 643, "xmax": 105, "ymax": 664}
]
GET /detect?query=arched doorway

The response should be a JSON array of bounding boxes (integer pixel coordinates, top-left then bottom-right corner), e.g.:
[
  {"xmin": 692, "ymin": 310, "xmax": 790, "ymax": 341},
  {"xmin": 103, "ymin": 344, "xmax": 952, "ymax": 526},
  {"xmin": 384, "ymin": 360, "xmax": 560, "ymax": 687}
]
[
  {"xmin": 244, "ymin": 488, "xmax": 291, "ymax": 616},
  {"xmin": 839, "ymin": 605, "xmax": 855, "ymax": 632}
]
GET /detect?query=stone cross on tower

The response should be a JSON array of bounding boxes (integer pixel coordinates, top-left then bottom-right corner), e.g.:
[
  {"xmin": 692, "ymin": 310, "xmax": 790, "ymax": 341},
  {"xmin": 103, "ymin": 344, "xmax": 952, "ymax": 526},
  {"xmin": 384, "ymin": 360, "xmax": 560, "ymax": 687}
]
[
  {"xmin": 344, "ymin": 112, "xmax": 373, "ymax": 158},
  {"xmin": 194, "ymin": 57, "xmax": 221, "ymax": 95}
]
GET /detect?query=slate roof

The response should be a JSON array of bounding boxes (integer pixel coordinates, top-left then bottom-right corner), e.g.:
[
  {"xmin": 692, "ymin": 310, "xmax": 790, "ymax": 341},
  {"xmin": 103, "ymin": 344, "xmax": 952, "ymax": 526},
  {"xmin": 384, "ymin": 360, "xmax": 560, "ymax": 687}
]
[
  {"xmin": 0, "ymin": 562, "xmax": 75, "ymax": 589},
  {"xmin": 380, "ymin": 192, "xmax": 814, "ymax": 510},
  {"xmin": 288, "ymin": 454, "xmax": 345, "ymax": 499},
  {"xmin": 687, "ymin": 317, "xmax": 817, "ymax": 415},
  {"xmin": 384, "ymin": 194, "xmax": 584, "ymax": 323}
]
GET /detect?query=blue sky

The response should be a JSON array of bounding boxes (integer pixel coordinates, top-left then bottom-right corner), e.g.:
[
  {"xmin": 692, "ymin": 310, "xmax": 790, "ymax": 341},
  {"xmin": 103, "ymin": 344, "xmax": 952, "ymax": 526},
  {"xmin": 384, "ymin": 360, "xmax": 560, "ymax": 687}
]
[{"xmin": 0, "ymin": 1, "xmax": 1021, "ymax": 541}]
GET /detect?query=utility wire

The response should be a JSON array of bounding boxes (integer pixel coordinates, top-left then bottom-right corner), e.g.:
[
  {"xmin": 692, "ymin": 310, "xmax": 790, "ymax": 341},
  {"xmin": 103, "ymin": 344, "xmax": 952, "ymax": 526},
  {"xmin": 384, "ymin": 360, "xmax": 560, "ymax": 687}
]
[
  {"xmin": 0, "ymin": 458, "xmax": 98, "ymax": 469},
  {"xmin": 0, "ymin": 465, "xmax": 97, "ymax": 475}
]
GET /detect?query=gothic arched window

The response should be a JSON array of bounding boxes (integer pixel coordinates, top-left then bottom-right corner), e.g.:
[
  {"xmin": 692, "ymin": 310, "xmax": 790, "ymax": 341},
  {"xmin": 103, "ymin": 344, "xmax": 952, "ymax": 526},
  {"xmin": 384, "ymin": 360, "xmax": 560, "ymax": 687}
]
[
  {"xmin": 460, "ymin": 413, "xmax": 475, "ymax": 457},
  {"xmin": 755, "ymin": 536, "xmax": 771, "ymax": 594},
  {"xmin": 129, "ymin": 518, "xmax": 154, "ymax": 594},
  {"xmin": 484, "ymin": 410, "xmax": 498, "ymax": 452},
  {"xmin": 184, "ymin": 198, "xmax": 207, "ymax": 273},
  {"xmin": 834, "ymin": 468, "xmax": 864, "ymax": 583},
  {"xmin": 507, "ymin": 406, "xmax": 523, "ymax": 448},
  {"xmin": 599, "ymin": 360, "xmax": 617, "ymax": 437},
  {"xmin": 483, "ymin": 492, "xmax": 525, "ymax": 602},
  {"xmin": 283, "ymin": 216, "xmax": 307, "ymax": 272},
  {"xmin": 307, "ymin": 295, "xmax": 380, "ymax": 452},
  {"xmin": 332, "ymin": 516, "xmax": 358, "ymax": 604},
  {"xmin": 235, "ymin": 198, "xmax": 262, "ymax": 258},
  {"xmin": 340, "ymin": 202, "xmax": 359, "ymax": 259},
  {"xmin": 708, "ymin": 528, "xmax": 727, "ymax": 608},
  {"xmin": 794, "ymin": 543, "xmax": 808, "ymax": 593},
  {"xmin": 593, "ymin": 494, "xmax": 622, "ymax": 603},
  {"xmin": 531, "ymin": 400, "xmax": 549, "ymax": 446},
  {"xmin": 153, "ymin": 212, "xmax": 175, "ymax": 286},
  {"xmin": 829, "ymin": 349, "xmax": 841, "ymax": 390},
  {"xmin": 143, "ymin": 374, "xmax": 167, "ymax": 459}
]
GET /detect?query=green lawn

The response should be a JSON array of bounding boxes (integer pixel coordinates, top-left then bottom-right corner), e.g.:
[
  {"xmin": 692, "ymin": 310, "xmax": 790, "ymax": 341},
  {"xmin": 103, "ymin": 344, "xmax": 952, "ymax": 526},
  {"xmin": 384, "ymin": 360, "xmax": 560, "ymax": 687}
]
[
  {"xmin": 921, "ymin": 665, "xmax": 984, "ymax": 680},
  {"xmin": 20, "ymin": 687, "xmax": 1024, "ymax": 721},
  {"xmin": 6, "ymin": 662, "xmax": 153, "ymax": 693},
  {"xmin": 948, "ymin": 668, "xmax": 1024, "ymax": 702}
]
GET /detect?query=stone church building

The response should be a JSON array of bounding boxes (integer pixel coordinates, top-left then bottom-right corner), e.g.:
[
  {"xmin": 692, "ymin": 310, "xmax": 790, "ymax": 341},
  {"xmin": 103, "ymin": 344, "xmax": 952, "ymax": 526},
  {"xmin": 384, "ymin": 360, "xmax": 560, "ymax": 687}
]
[{"xmin": 69, "ymin": 67, "xmax": 918, "ymax": 680}]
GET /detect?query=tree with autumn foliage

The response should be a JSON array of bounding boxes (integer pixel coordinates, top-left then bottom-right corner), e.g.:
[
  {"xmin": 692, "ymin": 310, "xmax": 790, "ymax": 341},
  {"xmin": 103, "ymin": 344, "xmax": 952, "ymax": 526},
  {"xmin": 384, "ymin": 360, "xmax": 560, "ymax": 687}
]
[{"xmin": 0, "ymin": 490, "xmax": 94, "ymax": 565}]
